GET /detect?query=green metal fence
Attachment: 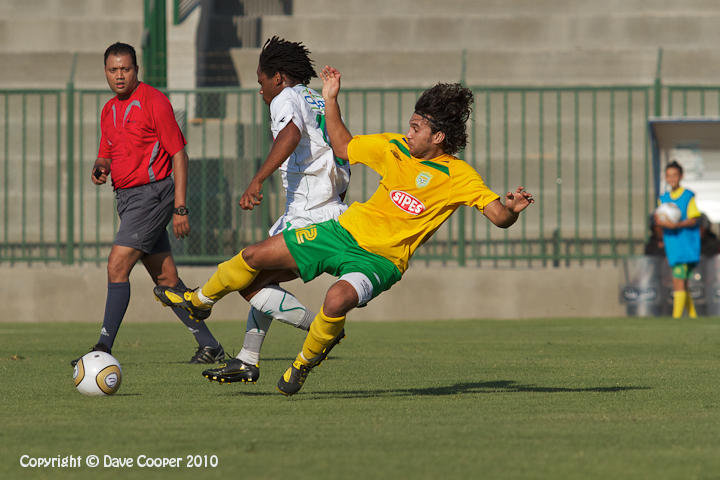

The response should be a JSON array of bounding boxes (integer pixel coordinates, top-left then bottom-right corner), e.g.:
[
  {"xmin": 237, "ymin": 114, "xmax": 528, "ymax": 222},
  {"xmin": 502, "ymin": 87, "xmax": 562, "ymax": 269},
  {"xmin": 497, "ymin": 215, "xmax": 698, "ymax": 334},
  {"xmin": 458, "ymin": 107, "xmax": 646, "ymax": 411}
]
[
  {"xmin": 143, "ymin": 0, "xmax": 168, "ymax": 88},
  {"xmin": 0, "ymin": 82, "xmax": 713, "ymax": 266},
  {"xmin": 1, "ymin": 89, "xmax": 65, "ymax": 263}
]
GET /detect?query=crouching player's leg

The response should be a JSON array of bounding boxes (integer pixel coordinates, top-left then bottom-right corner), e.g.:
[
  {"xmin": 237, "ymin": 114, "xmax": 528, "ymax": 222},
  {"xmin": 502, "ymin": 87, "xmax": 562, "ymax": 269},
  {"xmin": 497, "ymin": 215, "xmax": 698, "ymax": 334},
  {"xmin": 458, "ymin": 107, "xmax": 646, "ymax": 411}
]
[
  {"xmin": 276, "ymin": 221, "xmax": 402, "ymax": 396},
  {"xmin": 276, "ymin": 281, "xmax": 355, "ymax": 396},
  {"xmin": 153, "ymin": 234, "xmax": 297, "ymax": 319},
  {"xmin": 202, "ymin": 270, "xmax": 313, "ymax": 384}
]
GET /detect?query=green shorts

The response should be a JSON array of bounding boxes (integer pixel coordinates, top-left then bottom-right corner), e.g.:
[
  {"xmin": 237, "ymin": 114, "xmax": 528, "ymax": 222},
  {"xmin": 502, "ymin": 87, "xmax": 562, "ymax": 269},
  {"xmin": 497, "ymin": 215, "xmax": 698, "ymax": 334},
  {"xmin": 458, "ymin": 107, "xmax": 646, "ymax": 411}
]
[
  {"xmin": 671, "ymin": 262, "xmax": 697, "ymax": 280},
  {"xmin": 283, "ymin": 219, "xmax": 402, "ymax": 302}
]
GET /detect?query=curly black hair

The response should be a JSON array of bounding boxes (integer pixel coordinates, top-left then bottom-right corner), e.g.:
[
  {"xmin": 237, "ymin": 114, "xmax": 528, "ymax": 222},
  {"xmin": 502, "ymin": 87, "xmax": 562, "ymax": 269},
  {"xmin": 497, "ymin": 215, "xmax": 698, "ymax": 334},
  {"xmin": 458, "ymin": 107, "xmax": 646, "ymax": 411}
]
[
  {"xmin": 258, "ymin": 36, "xmax": 316, "ymax": 85},
  {"xmin": 414, "ymin": 83, "xmax": 474, "ymax": 155},
  {"xmin": 104, "ymin": 42, "xmax": 137, "ymax": 68}
]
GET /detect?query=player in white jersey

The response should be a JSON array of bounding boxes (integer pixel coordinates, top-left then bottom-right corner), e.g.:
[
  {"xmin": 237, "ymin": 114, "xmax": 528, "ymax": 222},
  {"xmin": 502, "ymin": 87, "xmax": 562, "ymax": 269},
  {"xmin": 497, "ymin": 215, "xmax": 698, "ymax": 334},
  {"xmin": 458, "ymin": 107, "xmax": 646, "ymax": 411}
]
[
  {"xmin": 266, "ymin": 83, "xmax": 350, "ymax": 235},
  {"xmin": 197, "ymin": 37, "xmax": 350, "ymax": 384}
]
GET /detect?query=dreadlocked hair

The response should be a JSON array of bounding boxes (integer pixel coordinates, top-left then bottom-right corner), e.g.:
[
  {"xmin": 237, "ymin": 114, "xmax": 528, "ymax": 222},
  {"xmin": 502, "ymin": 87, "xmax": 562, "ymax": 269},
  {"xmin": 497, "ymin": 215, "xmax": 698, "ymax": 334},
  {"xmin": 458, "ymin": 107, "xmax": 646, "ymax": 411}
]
[
  {"xmin": 414, "ymin": 83, "xmax": 474, "ymax": 155},
  {"xmin": 258, "ymin": 36, "xmax": 317, "ymax": 85}
]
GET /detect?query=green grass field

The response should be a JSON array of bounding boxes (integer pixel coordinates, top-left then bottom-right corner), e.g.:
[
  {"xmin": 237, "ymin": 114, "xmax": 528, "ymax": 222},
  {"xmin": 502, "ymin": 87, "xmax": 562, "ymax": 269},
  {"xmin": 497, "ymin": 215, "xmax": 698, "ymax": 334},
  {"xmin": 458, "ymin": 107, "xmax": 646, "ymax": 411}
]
[{"xmin": 2, "ymin": 317, "xmax": 720, "ymax": 479}]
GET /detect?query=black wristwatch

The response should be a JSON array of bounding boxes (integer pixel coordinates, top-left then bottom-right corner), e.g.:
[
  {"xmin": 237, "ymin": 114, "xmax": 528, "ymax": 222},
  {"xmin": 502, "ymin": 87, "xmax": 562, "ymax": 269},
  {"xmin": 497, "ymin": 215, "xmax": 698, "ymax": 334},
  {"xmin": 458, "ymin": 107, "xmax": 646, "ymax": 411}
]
[{"xmin": 173, "ymin": 206, "xmax": 189, "ymax": 216}]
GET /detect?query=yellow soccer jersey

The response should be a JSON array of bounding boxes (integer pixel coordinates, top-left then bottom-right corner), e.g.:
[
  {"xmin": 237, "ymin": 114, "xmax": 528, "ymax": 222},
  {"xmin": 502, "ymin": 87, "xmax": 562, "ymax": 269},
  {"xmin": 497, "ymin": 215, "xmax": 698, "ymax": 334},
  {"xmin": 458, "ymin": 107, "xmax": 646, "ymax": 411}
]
[{"xmin": 338, "ymin": 133, "xmax": 500, "ymax": 273}]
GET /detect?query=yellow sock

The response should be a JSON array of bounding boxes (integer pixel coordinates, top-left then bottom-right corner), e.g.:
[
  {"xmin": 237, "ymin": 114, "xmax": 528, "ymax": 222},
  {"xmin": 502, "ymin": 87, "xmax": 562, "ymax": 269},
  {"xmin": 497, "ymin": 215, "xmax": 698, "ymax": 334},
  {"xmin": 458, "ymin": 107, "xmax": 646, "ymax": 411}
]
[
  {"xmin": 298, "ymin": 307, "xmax": 346, "ymax": 365},
  {"xmin": 672, "ymin": 290, "xmax": 687, "ymax": 319},
  {"xmin": 686, "ymin": 293, "xmax": 697, "ymax": 319},
  {"xmin": 196, "ymin": 250, "xmax": 259, "ymax": 303}
]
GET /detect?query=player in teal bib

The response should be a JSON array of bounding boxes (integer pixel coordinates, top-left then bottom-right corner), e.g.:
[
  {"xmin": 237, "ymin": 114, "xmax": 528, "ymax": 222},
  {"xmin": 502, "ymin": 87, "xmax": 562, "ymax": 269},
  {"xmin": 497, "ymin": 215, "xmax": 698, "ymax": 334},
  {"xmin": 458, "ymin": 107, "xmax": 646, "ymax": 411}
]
[{"xmin": 654, "ymin": 161, "xmax": 701, "ymax": 318}]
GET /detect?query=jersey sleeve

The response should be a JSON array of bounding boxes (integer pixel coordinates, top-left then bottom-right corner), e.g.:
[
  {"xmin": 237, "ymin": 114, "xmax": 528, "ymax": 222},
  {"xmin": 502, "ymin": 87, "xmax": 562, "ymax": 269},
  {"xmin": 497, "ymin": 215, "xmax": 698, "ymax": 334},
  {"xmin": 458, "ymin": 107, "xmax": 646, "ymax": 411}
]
[
  {"xmin": 346, "ymin": 134, "xmax": 393, "ymax": 176},
  {"xmin": 97, "ymin": 105, "xmax": 112, "ymax": 159},
  {"xmin": 451, "ymin": 162, "xmax": 500, "ymax": 212},
  {"xmin": 687, "ymin": 196, "xmax": 701, "ymax": 218},
  {"xmin": 150, "ymin": 92, "xmax": 187, "ymax": 156},
  {"xmin": 270, "ymin": 88, "xmax": 304, "ymax": 135},
  {"xmin": 97, "ymin": 132, "xmax": 111, "ymax": 159}
]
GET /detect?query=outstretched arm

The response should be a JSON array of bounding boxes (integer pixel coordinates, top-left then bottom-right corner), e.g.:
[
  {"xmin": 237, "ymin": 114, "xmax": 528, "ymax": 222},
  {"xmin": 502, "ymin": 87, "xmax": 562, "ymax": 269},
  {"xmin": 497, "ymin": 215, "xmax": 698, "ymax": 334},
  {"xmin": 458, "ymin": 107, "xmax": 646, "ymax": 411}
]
[
  {"xmin": 320, "ymin": 65, "xmax": 352, "ymax": 161},
  {"xmin": 239, "ymin": 121, "xmax": 301, "ymax": 210},
  {"xmin": 483, "ymin": 186, "xmax": 534, "ymax": 228}
]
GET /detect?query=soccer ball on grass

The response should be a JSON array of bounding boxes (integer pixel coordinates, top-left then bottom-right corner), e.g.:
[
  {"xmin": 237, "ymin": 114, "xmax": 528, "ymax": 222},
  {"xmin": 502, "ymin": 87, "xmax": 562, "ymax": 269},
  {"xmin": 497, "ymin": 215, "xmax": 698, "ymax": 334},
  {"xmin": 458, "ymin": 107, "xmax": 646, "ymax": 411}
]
[{"xmin": 73, "ymin": 351, "xmax": 122, "ymax": 396}]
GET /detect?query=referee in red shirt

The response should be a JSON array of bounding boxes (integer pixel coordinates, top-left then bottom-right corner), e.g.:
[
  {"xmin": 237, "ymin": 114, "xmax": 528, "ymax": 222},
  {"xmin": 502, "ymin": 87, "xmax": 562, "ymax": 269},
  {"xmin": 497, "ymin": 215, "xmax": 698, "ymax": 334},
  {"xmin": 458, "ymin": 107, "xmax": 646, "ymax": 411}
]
[{"xmin": 72, "ymin": 43, "xmax": 224, "ymax": 365}]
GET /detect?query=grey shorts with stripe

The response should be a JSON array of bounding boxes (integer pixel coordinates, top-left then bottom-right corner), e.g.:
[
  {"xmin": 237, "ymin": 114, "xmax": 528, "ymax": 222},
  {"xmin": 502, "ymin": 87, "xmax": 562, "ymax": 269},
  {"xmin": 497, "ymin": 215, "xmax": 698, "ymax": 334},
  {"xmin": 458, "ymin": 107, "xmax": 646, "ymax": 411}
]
[{"xmin": 114, "ymin": 176, "xmax": 174, "ymax": 254}]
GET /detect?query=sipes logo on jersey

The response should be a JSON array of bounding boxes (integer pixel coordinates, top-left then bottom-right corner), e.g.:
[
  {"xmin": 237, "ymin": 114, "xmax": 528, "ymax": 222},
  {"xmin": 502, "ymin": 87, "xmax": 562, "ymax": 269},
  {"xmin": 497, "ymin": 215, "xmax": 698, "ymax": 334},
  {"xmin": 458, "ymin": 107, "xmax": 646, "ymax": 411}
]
[{"xmin": 390, "ymin": 190, "xmax": 425, "ymax": 215}]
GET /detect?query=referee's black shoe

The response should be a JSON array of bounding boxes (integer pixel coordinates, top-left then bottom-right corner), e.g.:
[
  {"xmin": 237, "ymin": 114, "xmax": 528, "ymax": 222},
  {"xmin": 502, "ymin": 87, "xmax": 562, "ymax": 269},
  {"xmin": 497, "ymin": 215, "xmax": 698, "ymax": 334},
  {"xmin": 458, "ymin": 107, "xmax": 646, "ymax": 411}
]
[{"xmin": 189, "ymin": 344, "xmax": 225, "ymax": 364}]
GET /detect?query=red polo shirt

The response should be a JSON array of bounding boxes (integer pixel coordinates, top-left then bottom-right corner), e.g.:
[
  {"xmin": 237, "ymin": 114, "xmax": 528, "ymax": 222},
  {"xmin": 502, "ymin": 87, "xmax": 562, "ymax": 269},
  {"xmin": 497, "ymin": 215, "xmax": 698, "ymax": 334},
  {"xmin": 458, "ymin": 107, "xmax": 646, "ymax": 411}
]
[{"xmin": 98, "ymin": 82, "xmax": 186, "ymax": 189}]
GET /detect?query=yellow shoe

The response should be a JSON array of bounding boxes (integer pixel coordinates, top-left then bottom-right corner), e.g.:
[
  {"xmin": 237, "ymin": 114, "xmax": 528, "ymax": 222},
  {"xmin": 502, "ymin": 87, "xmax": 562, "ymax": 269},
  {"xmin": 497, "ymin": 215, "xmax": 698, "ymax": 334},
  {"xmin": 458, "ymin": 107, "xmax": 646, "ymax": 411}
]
[
  {"xmin": 277, "ymin": 359, "xmax": 313, "ymax": 396},
  {"xmin": 153, "ymin": 285, "xmax": 212, "ymax": 321}
]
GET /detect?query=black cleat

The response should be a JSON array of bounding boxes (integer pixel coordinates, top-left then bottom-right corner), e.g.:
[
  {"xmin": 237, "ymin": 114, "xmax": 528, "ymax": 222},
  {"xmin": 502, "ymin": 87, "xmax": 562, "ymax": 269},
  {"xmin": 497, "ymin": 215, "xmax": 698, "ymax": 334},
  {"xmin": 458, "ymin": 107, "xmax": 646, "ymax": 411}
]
[
  {"xmin": 70, "ymin": 342, "xmax": 110, "ymax": 367},
  {"xmin": 314, "ymin": 328, "xmax": 345, "ymax": 367},
  {"xmin": 202, "ymin": 358, "xmax": 259, "ymax": 383},
  {"xmin": 189, "ymin": 344, "xmax": 225, "ymax": 364},
  {"xmin": 154, "ymin": 285, "xmax": 212, "ymax": 321},
  {"xmin": 276, "ymin": 329, "xmax": 346, "ymax": 396},
  {"xmin": 277, "ymin": 359, "xmax": 313, "ymax": 396}
]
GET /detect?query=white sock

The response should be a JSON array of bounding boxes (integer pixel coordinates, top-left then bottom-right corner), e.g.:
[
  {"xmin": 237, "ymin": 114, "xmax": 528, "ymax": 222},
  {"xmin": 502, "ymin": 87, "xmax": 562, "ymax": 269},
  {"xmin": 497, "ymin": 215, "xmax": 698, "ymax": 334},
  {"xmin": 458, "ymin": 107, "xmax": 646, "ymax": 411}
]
[
  {"xmin": 249, "ymin": 285, "xmax": 314, "ymax": 331},
  {"xmin": 236, "ymin": 307, "xmax": 272, "ymax": 365},
  {"xmin": 197, "ymin": 289, "xmax": 215, "ymax": 305}
]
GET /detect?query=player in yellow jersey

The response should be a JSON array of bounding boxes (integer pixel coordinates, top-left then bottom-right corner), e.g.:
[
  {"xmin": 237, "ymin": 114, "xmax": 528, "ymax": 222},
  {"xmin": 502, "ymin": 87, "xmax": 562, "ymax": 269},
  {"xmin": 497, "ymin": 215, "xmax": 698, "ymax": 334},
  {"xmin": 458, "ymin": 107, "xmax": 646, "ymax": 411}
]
[{"xmin": 155, "ymin": 65, "xmax": 534, "ymax": 395}]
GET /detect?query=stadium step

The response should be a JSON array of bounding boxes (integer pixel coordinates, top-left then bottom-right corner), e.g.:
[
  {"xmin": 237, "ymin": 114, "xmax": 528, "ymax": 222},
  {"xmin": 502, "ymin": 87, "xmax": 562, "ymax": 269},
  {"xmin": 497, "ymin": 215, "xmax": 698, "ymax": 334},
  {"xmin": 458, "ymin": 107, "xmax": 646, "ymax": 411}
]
[
  {"xmin": 259, "ymin": 13, "xmax": 720, "ymax": 52},
  {"xmin": 231, "ymin": 47, "xmax": 720, "ymax": 88},
  {"xmin": 297, "ymin": 0, "xmax": 720, "ymax": 16}
]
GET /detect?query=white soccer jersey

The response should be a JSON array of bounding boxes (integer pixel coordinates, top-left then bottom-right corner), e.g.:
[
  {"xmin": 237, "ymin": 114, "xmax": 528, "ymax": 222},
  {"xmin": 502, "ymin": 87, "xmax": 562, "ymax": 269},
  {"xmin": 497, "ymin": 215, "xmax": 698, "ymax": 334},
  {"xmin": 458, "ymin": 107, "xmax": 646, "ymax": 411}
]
[{"xmin": 268, "ymin": 85, "xmax": 350, "ymax": 235}]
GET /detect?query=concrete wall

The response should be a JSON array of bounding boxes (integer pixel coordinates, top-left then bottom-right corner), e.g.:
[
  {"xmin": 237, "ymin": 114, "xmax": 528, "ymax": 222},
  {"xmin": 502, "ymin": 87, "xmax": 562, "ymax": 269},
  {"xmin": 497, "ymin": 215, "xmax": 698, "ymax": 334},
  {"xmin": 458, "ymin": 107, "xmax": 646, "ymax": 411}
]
[
  {"xmin": 0, "ymin": 263, "xmax": 624, "ymax": 323},
  {"xmin": 228, "ymin": 0, "xmax": 720, "ymax": 87},
  {"xmin": 0, "ymin": 0, "xmax": 143, "ymax": 88}
]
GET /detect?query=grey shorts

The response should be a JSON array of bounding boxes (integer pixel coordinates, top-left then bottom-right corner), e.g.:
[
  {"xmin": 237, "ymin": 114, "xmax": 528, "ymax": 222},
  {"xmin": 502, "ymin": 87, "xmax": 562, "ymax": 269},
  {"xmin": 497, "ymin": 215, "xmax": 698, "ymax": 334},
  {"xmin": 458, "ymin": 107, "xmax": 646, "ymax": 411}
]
[{"xmin": 114, "ymin": 176, "xmax": 174, "ymax": 255}]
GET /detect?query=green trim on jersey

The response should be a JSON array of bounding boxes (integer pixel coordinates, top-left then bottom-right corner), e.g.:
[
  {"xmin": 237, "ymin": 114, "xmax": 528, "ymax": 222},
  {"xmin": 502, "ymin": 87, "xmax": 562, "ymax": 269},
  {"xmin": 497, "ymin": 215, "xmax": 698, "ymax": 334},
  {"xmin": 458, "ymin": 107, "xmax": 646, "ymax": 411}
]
[
  {"xmin": 389, "ymin": 139, "xmax": 449, "ymax": 176},
  {"xmin": 389, "ymin": 139, "xmax": 411, "ymax": 158},
  {"xmin": 419, "ymin": 160, "xmax": 449, "ymax": 176},
  {"xmin": 315, "ymin": 113, "xmax": 348, "ymax": 166}
]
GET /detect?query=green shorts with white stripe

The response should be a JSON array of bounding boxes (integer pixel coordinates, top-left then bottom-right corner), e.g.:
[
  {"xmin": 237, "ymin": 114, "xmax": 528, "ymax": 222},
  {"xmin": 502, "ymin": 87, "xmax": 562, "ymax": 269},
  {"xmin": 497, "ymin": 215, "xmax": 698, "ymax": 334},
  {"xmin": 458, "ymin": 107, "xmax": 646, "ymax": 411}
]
[{"xmin": 282, "ymin": 219, "xmax": 402, "ymax": 302}]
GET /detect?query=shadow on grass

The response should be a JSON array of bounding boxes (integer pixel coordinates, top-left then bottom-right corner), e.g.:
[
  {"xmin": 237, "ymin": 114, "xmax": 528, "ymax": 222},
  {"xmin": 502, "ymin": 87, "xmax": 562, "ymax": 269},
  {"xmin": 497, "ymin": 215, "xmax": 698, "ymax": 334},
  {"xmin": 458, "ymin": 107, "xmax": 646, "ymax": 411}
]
[
  {"xmin": 220, "ymin": 380, "xmax": 650, "ymax": 399},
  {"xmin": 310, "ymin": 380, "xmax": 652, "ymax": 399}
]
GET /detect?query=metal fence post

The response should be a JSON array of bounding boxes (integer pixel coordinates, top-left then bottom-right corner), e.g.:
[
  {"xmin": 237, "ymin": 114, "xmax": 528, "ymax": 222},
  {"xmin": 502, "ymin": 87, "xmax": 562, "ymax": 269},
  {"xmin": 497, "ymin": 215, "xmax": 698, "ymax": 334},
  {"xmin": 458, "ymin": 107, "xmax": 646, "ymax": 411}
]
[
  {"xmin": 65, "ymin": 77, "xmax": 75, "ymax": 264},
  {"xmin": 143, "ymin": 0, "xmax": 167, "ymax": 88},
  {"xmin": 654, "ymin": 47, "xmax": 663, "ymax": 117},
  {"xmin": 457, "ymin": 49, "xmax": 467, "ymax": 266}
]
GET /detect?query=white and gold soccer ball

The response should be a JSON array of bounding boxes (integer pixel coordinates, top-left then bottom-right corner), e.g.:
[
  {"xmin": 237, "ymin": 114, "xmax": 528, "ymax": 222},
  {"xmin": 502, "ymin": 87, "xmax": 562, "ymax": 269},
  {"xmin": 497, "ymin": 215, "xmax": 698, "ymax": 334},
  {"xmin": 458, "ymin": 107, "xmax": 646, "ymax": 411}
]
[
  {"xmin": 73, "ymin": 351, "xmax": 122, "ymax": 396},
  {"xmin": 655, "ymin": 202, "xmax": 682, "ymax": 224}
]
